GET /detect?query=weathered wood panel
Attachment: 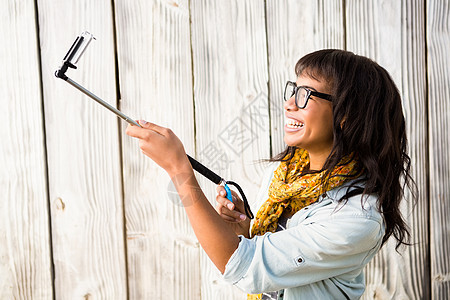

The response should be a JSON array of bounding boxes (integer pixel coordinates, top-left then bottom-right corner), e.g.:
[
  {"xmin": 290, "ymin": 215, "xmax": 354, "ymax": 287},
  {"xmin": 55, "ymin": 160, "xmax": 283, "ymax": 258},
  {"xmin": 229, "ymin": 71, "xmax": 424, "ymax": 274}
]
[
  {"xmin": 427, "ymin": 0, "xmax": 450, "ymax": 299},
  {"xmin": 114, "ymin": 0, "xmax": 200, "ymax": 299},
  {"xmin": 266, "ymin": 0, "xmax": 345, "ymax": 155},
  {"xmin": 36, "ymin": 0, "xmax": 127, "ymax": 298},
  {"xmin": 190, "ymin": 0, "xmax": 271, "ymax": 298},
  {"xmin": 2, "ymin": 1, "xmax": 450, "ymax": 299},
  {"xmin": 346, "ymin": 1, "xmax": 429, "ymax": 299},
  {"xmin": 0, "ymin": 1, "xmax": 53, "ymax": 299}
]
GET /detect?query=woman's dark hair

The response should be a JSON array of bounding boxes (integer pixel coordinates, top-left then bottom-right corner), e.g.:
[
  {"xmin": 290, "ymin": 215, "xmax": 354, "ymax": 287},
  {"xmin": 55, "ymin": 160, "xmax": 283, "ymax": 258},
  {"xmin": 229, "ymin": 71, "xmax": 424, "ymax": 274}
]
[{"xmin": 273, "ymin": 49, "xmax": 415, "ymax": 250}]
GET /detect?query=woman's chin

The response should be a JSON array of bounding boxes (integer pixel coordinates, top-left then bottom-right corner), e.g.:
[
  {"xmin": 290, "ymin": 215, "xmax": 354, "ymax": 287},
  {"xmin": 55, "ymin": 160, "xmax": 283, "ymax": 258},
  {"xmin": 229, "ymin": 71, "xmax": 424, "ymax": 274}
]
[{"xmin": 284, "ymin": 135, "xmax": 301, "ymax": 147}]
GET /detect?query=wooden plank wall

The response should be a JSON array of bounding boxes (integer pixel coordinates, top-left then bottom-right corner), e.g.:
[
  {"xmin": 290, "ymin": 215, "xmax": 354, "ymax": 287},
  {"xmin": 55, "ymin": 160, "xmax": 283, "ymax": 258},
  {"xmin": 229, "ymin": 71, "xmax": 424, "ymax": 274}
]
[
  {"xmin": 1, "ymin": 0, "xmax": 448, "ymax": 299},
  {"xmin": 114, "ymin": 0, "xmax": 199, "ymax": 299},
  {"xmin": 37, "ymin": 0, "xmax": 127, "ymax": 298},
  {"xmin": 0, "ymin": 1, "xmax": 53, "ymax": 299},
  {"xmin": 427, "ymin": 0, "xmax": 450, "ymax": 298}
]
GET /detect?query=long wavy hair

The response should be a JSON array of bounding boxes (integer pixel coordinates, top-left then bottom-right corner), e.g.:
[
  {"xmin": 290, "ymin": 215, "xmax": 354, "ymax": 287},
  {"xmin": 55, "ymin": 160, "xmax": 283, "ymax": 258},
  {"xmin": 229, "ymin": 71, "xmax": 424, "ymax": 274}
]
[{"xmin": 273, "ymin": 49, "xmax": 415, "ymax": 250}]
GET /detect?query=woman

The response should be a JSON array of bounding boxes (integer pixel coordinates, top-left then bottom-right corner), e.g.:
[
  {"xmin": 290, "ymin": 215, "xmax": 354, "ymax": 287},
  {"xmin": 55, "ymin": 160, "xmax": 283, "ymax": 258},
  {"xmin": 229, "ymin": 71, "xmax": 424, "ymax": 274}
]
[{"xmin": 126, "ymin": 49, "xmax": 414, "ymax": 299}]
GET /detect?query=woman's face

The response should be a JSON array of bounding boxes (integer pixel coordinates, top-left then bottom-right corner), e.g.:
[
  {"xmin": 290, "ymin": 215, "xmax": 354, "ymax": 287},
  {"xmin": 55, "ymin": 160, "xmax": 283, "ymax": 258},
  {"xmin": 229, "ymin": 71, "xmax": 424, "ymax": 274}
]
[{"xmin": 284, "ymin": 74, "xmax": 334, "ymax": 156}]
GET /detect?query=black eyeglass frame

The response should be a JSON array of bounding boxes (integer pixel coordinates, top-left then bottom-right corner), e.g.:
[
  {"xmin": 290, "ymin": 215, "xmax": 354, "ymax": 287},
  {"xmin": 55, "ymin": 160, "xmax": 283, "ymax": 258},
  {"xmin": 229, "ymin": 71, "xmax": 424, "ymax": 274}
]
[{"xmin": 284, "ymin": 81, "xmax": 333, "ymax": 109}]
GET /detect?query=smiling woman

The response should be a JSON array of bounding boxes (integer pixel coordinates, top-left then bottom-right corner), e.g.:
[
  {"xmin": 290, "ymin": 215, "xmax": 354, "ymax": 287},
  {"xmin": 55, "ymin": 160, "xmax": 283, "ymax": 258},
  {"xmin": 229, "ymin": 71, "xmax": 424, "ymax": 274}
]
[{"xmin": 126, "ymin": 49, "xmax": 416, "ymax": 300}]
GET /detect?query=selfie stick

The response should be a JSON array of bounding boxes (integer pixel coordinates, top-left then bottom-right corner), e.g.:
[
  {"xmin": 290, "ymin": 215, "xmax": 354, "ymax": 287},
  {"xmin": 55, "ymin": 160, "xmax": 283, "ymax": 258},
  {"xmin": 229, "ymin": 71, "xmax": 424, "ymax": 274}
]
[{"xmin": 55, "ymin": 31, "xmax": 254, "ymax": 219}]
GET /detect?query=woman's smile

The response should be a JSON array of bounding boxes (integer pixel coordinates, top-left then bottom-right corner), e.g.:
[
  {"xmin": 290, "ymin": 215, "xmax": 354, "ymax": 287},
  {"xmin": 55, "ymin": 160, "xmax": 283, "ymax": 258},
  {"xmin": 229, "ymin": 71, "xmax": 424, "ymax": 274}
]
[
  {"xmin": 284, "ymin": 116, "xmax": 305, "ymax": 131},
  {"xmin": 285, "ymin": 116, "xmax": 305, "ymax": 131}
]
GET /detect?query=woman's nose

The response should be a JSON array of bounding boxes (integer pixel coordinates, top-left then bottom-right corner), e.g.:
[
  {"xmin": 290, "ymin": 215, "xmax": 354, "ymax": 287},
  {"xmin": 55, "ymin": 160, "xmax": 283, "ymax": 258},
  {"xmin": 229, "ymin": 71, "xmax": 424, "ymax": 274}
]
[{"xmin": 284, "ymin": 95, "xmax": 298, "ymax": 111}]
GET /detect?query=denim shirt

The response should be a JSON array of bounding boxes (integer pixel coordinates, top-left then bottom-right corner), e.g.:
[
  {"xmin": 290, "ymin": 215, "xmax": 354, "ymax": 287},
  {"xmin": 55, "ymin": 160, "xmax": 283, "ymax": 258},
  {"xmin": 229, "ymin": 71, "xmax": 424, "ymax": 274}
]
[{"xmin": 222, "ymin": 168, "xmax": 385, "ymax": 300}]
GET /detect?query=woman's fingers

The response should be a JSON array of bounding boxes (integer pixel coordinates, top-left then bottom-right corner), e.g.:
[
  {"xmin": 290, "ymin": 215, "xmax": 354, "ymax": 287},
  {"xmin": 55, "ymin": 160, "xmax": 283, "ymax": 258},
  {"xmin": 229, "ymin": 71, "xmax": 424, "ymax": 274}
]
[
  {"xmin": 216, "ymin": 186, "xmax": 240, "ymax": 210},
  {"xmin": 125, "ymin": 120, "xmax": 191, "ymax": 177},
  {"xmin": 126, "ymin": 120, "xmax": 166, "ymax": 139},
  {"xmin": 215, "ymin": 186, "xmax": 247, "ymax": 222},
  {"xmin": 216, "ymin": 205, "xmax": 241, "ymax": 222},
  {"xmin": 215, "ymin": 203, "xmax": 247, "ymax": 222}
]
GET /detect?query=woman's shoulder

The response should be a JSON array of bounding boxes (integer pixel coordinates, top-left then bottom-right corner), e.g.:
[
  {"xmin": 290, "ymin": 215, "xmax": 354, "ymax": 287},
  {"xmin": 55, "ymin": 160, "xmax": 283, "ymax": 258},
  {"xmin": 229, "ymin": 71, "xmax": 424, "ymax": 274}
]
[
  {"xmin": 289, "ymin": 181, "xmax": 384, "ymax": 247},
  {"xmin": 325, "ymin": 179, "xmax": 382, "ymax": 222}
]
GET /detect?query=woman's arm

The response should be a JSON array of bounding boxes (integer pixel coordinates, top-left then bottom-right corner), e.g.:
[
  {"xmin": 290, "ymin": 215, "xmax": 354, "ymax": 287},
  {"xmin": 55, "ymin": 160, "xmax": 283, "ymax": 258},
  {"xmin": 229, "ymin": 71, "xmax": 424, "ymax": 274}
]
[{"xmin": 126, "ymin": 121, "xmax": 240, "ymax": 273}]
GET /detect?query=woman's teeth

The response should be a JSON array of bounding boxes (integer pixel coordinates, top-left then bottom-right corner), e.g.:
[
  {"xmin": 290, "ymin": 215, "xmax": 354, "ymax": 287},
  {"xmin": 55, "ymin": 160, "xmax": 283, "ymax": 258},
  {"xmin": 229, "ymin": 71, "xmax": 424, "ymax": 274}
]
[{"xmin": 286, "ymin": 119, "xmax": 304, "ymax": 128}]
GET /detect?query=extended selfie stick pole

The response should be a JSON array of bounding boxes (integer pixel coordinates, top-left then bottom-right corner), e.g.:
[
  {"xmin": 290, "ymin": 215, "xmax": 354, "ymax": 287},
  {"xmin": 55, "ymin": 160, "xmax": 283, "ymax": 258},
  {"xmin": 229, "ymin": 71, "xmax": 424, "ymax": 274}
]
[{"xmin": 55, "ymin": 31, "xmax": 254, "ymax": 219}]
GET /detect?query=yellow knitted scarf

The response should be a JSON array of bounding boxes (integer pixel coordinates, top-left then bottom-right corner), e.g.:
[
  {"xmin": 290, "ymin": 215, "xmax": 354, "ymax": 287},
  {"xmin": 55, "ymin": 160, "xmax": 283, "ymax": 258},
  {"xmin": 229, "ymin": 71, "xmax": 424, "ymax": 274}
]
[{"xmin": 247, "ymin": 148, "xmax": 361, "ymax": 300}]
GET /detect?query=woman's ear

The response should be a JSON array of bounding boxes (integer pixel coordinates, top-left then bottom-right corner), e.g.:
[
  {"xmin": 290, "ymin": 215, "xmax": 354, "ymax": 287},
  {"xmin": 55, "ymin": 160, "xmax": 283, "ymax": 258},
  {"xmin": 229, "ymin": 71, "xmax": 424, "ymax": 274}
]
[{"xmin": 340, "ymin": 117, "xmax": 346, "ymax": 129}]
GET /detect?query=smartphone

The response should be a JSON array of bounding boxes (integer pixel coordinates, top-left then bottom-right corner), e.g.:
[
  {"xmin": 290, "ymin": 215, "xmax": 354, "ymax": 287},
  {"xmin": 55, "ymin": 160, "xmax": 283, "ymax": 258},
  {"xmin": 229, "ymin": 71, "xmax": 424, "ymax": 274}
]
[{"xmin": 62, "ymin": 31, "xmax": 95, "ymax": 68}]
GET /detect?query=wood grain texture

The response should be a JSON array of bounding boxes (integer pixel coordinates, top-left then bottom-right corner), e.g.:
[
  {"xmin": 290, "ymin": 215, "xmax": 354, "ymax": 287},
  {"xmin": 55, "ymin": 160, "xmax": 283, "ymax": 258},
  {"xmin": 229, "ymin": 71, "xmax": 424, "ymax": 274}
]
[
  {"xmin": 346, "ymin": 1, "xmax": 429, "ymax": 299},
  {"xmin": 427, "ymin": 0, "xmax": 450, "ymax": 299},
  {"xmin": 265, "ymin": 0, "xmax": 345, "ymax": 155},
  {"xmin": 190, "ymin": 1, "xmax": 271, "ymax": 298},
  {"xmin": 3, "ymin": 1, "xmax": 450, "ymax": 299},
  {"xmin": 36, "ymin": 0, "xmax": 127, "ymax": 298},
  {"xmin": 114, "ymin": 0, "xmax": 200, "ymax": 299},
  {"xmin": 0, "ymin": 1, "xmax": 53, "ymax": 299}
]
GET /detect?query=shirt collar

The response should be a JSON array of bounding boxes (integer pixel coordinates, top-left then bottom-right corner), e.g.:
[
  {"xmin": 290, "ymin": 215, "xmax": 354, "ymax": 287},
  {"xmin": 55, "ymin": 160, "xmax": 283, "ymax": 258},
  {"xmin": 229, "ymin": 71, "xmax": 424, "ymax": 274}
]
[{"xmin": 322, "ymin": 177, "xmax": 366, "ymax": 202}]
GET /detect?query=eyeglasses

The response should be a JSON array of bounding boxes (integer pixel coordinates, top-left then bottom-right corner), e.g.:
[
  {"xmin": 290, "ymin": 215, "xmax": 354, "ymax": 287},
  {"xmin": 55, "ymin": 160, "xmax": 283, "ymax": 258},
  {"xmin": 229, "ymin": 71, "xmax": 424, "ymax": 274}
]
[{"xmin": 284, "ymin": 81, "xmax": 333, "ymax": 109}]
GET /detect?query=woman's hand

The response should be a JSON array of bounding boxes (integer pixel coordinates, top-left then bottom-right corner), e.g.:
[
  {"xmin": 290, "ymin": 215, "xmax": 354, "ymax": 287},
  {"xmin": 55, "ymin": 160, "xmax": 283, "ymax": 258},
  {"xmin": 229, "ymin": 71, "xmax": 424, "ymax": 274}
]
[
  {"xmin": 215, "ymin": 186, "xmax": 251, "ymax": 238},
  {"xmin": 126, "ymin": 120, "xmax": 192, "ymax": 177}
]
